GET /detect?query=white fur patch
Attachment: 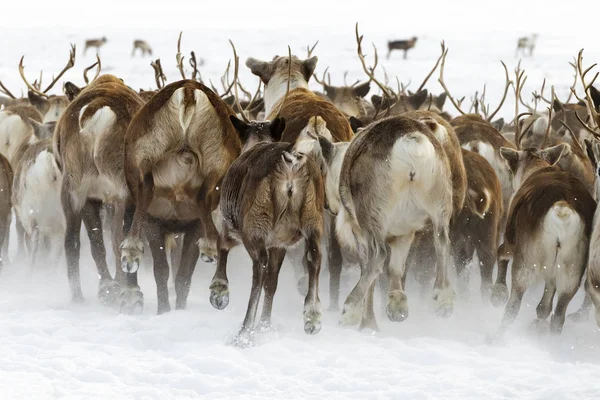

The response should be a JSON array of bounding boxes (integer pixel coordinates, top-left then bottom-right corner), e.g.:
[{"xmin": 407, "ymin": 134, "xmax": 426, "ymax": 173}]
[
  {"xmin": 0, "ymin": 111, "xmax": 32, "ymax": 164},
  {"xmin": 264, "ymin": 73, "xmax": 309, "ymax": 117}
]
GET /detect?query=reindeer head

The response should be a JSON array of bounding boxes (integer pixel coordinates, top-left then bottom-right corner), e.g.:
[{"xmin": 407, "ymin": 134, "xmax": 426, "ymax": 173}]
[
  {"xmin": 27, "ymin": 118, "xmax": 57, "ymax": 140},
  {"xmin": 322, "ymin": 81, "xmax": 371, "ymax": 118},
  {"xmin": 27, "ymin": 91, "xmax": 69, "ymax": 123},
  {"xmin": 500, "ymin": 144, "xmax": 567, "ymax": 190},
  {"xmin": 229, "ymin": 115, "xmax": 286, "ymax": 152},
  {"xmin": 246, "ymin": 54, "xmax": 317, "ymax": 115}
]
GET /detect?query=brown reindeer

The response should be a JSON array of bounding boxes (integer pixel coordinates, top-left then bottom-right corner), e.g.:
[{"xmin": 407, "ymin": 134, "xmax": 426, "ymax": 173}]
[
  {"xmin": 84, "ymin": 37, "xmax": 107, "ymax": 55},
  {"xmin": 120, "ymin": 80, "xmax": 241, "ymax": 314},
  {"xmin": 335, "ymin": 115, "xmax": 456, "ymax": 330},
  {"xmin": 491, "ymin": 145, "xmax": 595, "ymax": 337},
  {"xmin": 54, "ymin": 74, "xmax": 144, "ymax": 311},
  {"xmin": 450, "ymin": 149, "xmax": 502, "ymax": 297},
  {"xmin": 387, "ymin": 37, "xmax": 417, "ymax": 60},
  {"xmin": 318, "ymin": 81, "xmax": 374, "ymax": 119},
  {"xmin": 246, "ymin": 51, "xmax": 354, "ymax": 309},
  {"xmin": 0, "ymin": 153, "xmax": 12, "ymax": 268},
  {"xmin": 132, "ymin": 40, "xmax": 153, "ymax": 57},
  {"xmin": 210, "ymin": 116, "xmax": 325, "ymax": 347}
]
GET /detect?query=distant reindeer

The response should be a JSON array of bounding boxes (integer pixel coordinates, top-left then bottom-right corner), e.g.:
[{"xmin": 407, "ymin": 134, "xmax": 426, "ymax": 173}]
[
  {"xmin": 132, "ymin": 40, "xmax": 152, "ymax": 57},
  {"xmin": 387, "ymin": 37, "xmax": 417, "ymax": 60},
  {"xmin": 84, "ymin": 37, "xmax": 107, "ymax": 55},
  {"xmin": 516, "ymin": 34, "xmax": 538, "ymax": 57}
]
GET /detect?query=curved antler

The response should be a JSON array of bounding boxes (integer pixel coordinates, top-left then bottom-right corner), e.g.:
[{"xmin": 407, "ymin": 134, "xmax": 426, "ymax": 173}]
[{"xmin": 437, "ymin": 42, "xmax": 466, "ymax": 115}]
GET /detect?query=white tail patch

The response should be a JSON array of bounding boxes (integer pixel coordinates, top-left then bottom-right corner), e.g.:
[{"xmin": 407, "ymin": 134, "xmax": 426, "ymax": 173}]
[
  {"xmin": 470, "ymin": 187, "xmax": 491, "ymax": 218},
  {"xmin": 543, "ymin": 201, "xmax": 583, "ymax": 247},
  {"xmin": 80, "ymin": 106, "xmax": 116, "ymax": 136},
  {"xmin": 428, "ymin": 121, "xmax": 448, "ymax": 144},
  {"xmin": 16, "ymin": 150, "xmax": 64, "ymax": 236}
]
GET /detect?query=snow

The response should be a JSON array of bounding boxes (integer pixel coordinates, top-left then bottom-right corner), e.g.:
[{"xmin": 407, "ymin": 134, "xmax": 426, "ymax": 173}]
[{"xmin": 2, "ymin": 7, "xmax": 600, "ymax": 399}]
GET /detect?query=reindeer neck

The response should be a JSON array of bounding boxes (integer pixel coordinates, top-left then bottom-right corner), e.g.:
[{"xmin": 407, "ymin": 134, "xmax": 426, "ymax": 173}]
[{"xmin": 264, "ymin": 74, "xmax": 307, "ymax": 116}]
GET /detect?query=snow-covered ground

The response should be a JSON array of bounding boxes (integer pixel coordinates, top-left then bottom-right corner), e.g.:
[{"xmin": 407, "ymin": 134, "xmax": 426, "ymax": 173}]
[{"xmin": 1, "ymin": 18, "xmax": 600, "ymax": 400}]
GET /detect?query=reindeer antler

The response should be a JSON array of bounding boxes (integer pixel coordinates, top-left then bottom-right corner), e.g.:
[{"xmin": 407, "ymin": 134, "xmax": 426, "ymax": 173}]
[
  {"xmin": 355, "ymin": 22, "xmax": 395, "ymax": 102},
  {"xmin": 574, "ymin": 49, "xmax": 600, "ymax": 132},
  {"xmin": 229, "ymin": 39, "xmax": 249, "ymax": 122},
  {"xmin": 151, "ymin": 59, "xmax": 167, "ymax": 90},
  {"xmin": 416, "ymin": 48, "xmax": 444, "ymax": 93},
  {"xmin": 19, "ymin": 44, "xmax": 76, "ymax": 96},
  {"xmin": 83, "ymin": 54, "xmax": 101, "ymax": 84},
  {"xmin": 486, "ymin": 61, "xmax": 512, "ymax": 121},
  {"xmin": 307, "ymin": 41, "xmax": 319, "ymax": 58},
  {"xmin": 437, "ymin": 42, "xmax": 466, "ymax": 115},
  {"xmin": 176, "ymin": 31, "xmax": 187, "ymax": 80},
  {"xmin": 0, "ymin": 81, "xmax": 16, "ymax": 99}
]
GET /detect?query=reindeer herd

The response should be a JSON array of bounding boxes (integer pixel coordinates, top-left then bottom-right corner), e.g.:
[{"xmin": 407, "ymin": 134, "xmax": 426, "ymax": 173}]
[{"xmin": 0, "ymin": 25, "xmax": 599, "ymax": 347}]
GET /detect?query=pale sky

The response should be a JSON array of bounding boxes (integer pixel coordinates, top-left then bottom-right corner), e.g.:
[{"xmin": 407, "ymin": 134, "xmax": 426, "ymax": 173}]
[{"xmin": 2, "ymin": 0, "xmax": 590, "ymax": 35}]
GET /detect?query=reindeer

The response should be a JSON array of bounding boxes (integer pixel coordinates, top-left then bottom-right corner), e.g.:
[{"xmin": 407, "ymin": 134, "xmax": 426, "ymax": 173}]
[
  {"xmin": 84, "ymin": 37, "xmax": 107, "ymax": 55},
  {"xmin": 516, "ymin": 34, "xmax": 538, "ymax": 57},
  {"xmin": 244, "ymin": 47, "xmax": 354, "ymax": 309},
  {"xmin": 0, "ymin": 153, "xmax": 12, "ymax": 268},
  {"xmin": 119, "ymin": 78, "xmax": 242, "ymax": 314},
  {"xmin": 54, "ymin": 74, "xmax": 144, "ymax": 312},
  {"xmin": 313, "ymin": 78, "xmax": 373, "ymax": 119},
  {"xmin": 12, "ymin": 138, "xmax": 64, "ymax": 267},
  {"xmin": 490, "ymin": 144, "xmax": 595, "ymax": 337},
  {"xmin": 132, "ymin": 40, "xmax": 153, "ymax": 57},
  {"xmin": 210, "ymin": 116, "xmax": 324, "ymax": 347},
  {"xmin": 333, "ymin": 114, "xmax": 456, "ymax": 330},
  {"xmin": 387, "ymin": 37, "xmax": 417, "ymax": 60}
]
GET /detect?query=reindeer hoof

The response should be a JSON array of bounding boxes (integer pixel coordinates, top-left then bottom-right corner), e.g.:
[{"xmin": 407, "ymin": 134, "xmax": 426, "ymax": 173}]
[
  {"xmin": 120, "ymin": 237, "xmax": 144, "ymax": 273},
  {"xmin": 231, "ymin": 329, "xmax": 255, "ymax": 348},
  {"xmin": 304, "ymin": 309, "xmax": 323, "ymax": 335},
  {"xmin": 209, "ymin": 281, "xmax": 230, "ymax": 310},
  {"xmin": 200, "ymin": 254, "xmax": 216, "ymax": 263},
  {"xmin": 157, "ymin": 302, "xmax": 171, "ymax": 315},
  {"xmin": 119, "ymin": 287, "xmax": 144, "ymax": 315},
  {"xmin": 490, "ymin": 284, "xmax": 509, "ymax": 307},
  {"xmin": 386, "ymin": 291, "xmax": 409, "ymax": 322},
  {"xmin": 433, "ymin": 287, "xmax": 455, "ymax": 318},
  {"xmin": 71, "ymin": 294, "xmax": 85, "ymax": 304},
  {"xmin": 339, "ymin": 302, "xmax": 362, "ymax": 327},
  {"xmin": 97, "ymin": 278, "xmax": 121, "ymax": 308},
  {"xmin": 198, "ymin": 238, "xmax": 217, "ymax": 264},
  {"xmin": 296, "ymin": 275, "xmax": 309, "ymax": 296}
]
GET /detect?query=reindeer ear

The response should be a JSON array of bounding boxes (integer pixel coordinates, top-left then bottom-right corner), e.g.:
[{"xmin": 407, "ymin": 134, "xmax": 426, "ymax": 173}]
[
  {"xmin": 323, "ymin": 83, "xmax": 335, "ymax": 99},
  {"xmin": 435, "ymin": 93, "xmax": 447, "ymax": 109},
  {"xmin": 491, "ymin": 118, "xmax": 505, "ymax": 132},
  {"xmin": 270, "ymin": 117, "xmax": 286, "ymax": 142},
  {"xmin": 584, "ymin": 138, "xmax": 598, "ymax": 170},
  {"xmin": 409, "ymin": 89, "xmax": 428, "ymax": 110},
  {"xmin": 317, "ymin": 135, "xmax": 334, "ymax": 163},
  {"xmin": 27, "ymin": 118, "xmax": 44, "ymax": 138},
  {"xmin": 371, "ymin": 94, "xmax": 382, "ymax": 109},
  {"xmin": 349, "ymin": 116, "xmax": 364, "ymax": 133},
  {"xmin": 590, "ymin": 86, "xmax": 600, "ymax": 111},
  {"xmin": 552, "ymin": 98, "xmax": 563, "ymax": 112},
  {"xmin": 64, "ymin": 82, "xmax": 82, "ymax": 101},
  {"xmin": 302, "ymin": 56, "xmax": 318, "ymax": 82},
  {"xmin": 27, "ymin": 90, "xmax": 47, "ymax": 110},
  {"xmin": 541, "ymin": 143, "xmax": 568, "ymax": 166},
  {"xmin": 353, "ymin": 81, "xmax": 370, "ymax": 98},
  {"xmin": 229, "ymin": 115, "xmax": 250, "ymax": 143},
  {"xmin": 246, "ymin": 58, "xmax": 273, "ymax": 84},
  {"xmin": 500, "ymin": 147, "xmax": 520, "ymax": 174}
]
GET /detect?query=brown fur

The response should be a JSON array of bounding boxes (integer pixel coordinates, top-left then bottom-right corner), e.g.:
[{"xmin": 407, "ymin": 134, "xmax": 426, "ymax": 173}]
[
  {"xmin": 27, "ymin": 91, "xmax": 69, "ymax": 122},
  {"xmin": 132, "ymin": 40, "xmax": 152, "ymax": 57},
  {"xmin": 387, "ymin": 37, "xmax": 418, "ymax": 59},
  {"xmin": 215, "ymin": 140, "xmax": 325, "ymax": 344},
  {"xmin": 492, "ymin": 148, "xmax": 596, "ymax": 335},
  {"xmin": 322, "ymin": 82, "xmax": 374, "ymax": 119},
  {"xmin": 55, "ymin": 73, "xmax": 144, "ymax": 305},
  {"xmin": 0, "ymin": 153, "xmax": 12, "ymax": 267},
  {"xmin": 451, "ymin": 149, "xmax": 502, "ymax": 297},
  {"xmin": 268, "ymin": 88, "xmax": 354, "ymax": 143},
  {"xmin": 122, "ymin": 79, "xmax": 240, "ymax": 313}
]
